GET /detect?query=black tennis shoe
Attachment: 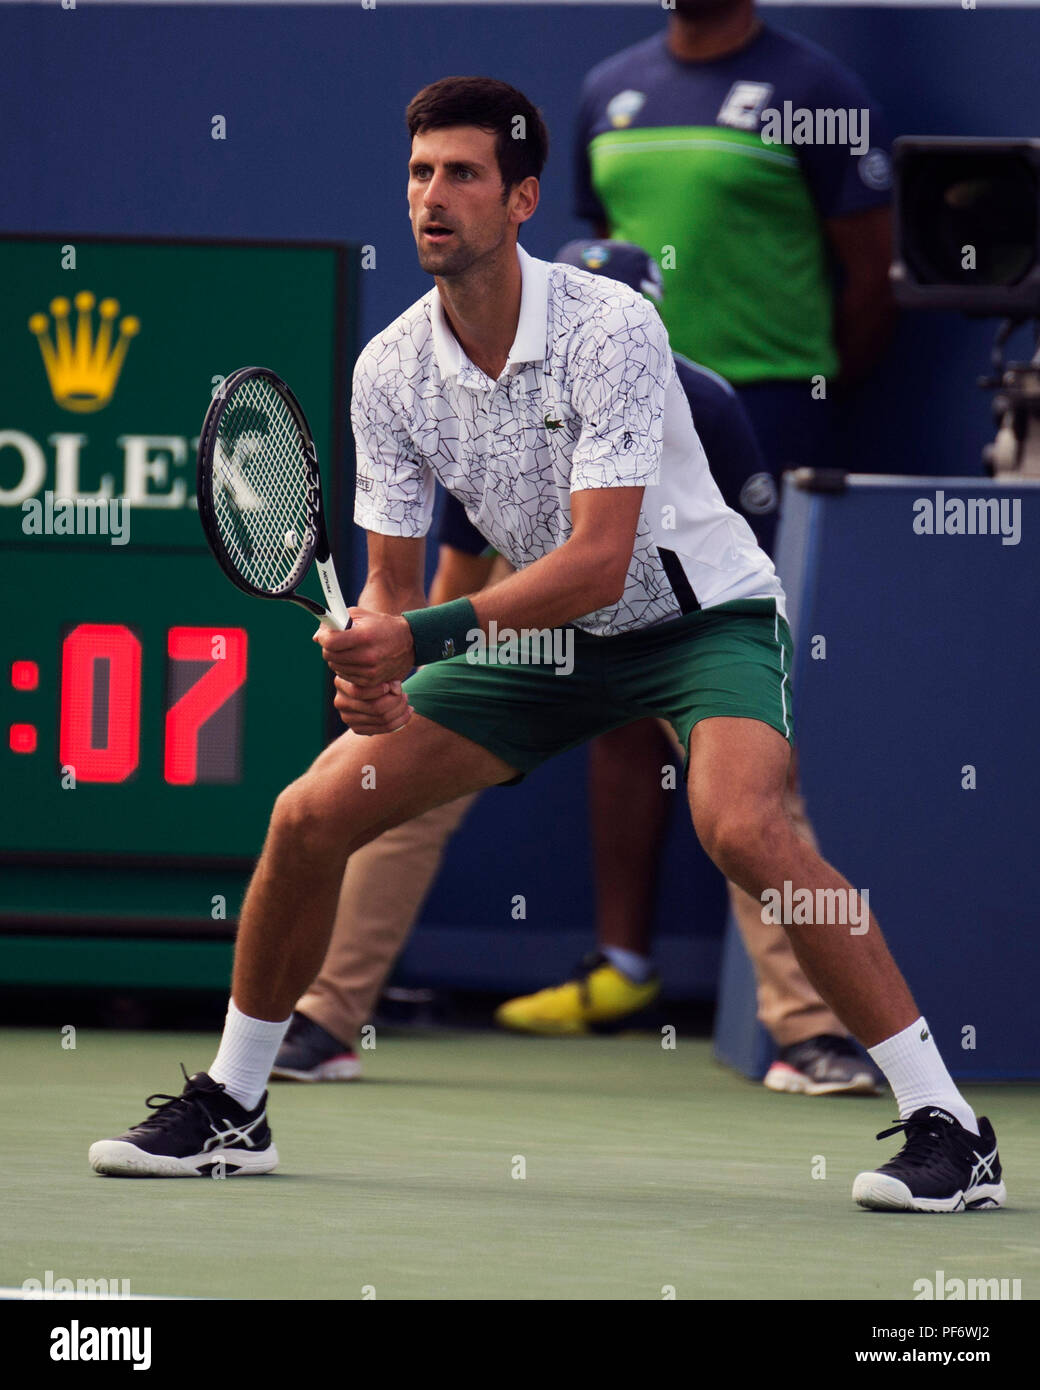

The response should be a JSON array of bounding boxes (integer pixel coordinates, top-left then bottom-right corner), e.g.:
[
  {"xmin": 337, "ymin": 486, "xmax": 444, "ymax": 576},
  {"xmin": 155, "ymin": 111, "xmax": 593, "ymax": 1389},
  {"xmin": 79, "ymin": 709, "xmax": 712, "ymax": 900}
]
[
  {"xmin": 89, "ymin": 1068, "xmax": 278, "ymax": 1177},
  {"xmin": 764, "ymin": 1034, "xmax": 884, "ymax": 1095},
  {"xmin": 853, "ymin": 1106, "xmax": 1005, "ymax": 1213},
  {"xmin": 270, "ymin": 1011, "xmax": 362, "ymax": 1082}
]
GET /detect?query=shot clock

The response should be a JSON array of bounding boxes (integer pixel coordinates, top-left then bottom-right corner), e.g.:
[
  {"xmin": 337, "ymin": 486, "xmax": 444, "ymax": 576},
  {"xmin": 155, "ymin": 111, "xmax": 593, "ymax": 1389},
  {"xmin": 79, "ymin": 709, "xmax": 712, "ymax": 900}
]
[{"xmin": 0, "ymin": 235, "xmax": 358, "ymax": 946}]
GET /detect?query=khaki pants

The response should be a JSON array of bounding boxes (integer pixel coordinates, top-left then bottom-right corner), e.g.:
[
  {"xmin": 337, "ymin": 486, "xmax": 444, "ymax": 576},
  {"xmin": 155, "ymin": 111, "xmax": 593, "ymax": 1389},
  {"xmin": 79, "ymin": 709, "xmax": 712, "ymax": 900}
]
[{"xmin": 296, "ymin": 744, "xmax": 844, "ymax": 1048}]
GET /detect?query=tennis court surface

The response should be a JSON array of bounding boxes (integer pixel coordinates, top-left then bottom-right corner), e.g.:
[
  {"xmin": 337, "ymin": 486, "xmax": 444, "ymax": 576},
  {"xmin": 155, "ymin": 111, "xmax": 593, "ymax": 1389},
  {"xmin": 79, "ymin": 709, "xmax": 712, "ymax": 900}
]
[{"xmin": 4, "ymin": 1026, "xmax": 1036, "ymax": 1302}]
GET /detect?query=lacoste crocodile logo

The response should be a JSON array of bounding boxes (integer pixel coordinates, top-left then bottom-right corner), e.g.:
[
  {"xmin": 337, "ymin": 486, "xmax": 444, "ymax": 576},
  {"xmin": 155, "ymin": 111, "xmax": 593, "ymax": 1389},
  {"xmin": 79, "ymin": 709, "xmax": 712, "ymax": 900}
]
[{"xmin": 544, "ymin": 414, "xmax": 563, "ymax": 430}]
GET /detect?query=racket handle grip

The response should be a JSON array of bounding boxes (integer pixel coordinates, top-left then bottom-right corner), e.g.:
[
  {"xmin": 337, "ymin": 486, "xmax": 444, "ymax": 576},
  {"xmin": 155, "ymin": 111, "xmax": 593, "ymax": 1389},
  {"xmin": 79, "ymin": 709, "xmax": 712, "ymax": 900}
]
[
  {"xmin": 316, "ymin": 557, "xmax": 352, "ymax": 631},
  {"xmin": 316, "ymin": 612, "xmax": 352, "ymax": 634}
]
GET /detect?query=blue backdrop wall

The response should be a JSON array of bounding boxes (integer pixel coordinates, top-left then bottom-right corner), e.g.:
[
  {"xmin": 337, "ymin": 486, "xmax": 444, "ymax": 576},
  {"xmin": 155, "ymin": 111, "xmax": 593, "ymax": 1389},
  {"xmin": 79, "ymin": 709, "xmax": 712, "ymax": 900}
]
[{"xmin": 3, "ymin": 2, "xmax": 1037, "ymax": 994}]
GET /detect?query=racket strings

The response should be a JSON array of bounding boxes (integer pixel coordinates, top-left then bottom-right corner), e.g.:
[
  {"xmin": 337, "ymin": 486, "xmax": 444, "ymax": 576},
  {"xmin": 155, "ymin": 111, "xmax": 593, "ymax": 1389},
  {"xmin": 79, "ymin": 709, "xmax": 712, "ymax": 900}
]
[{"xmin": 211, "ymin": 378, "xmax": 318, "ymax": 594}]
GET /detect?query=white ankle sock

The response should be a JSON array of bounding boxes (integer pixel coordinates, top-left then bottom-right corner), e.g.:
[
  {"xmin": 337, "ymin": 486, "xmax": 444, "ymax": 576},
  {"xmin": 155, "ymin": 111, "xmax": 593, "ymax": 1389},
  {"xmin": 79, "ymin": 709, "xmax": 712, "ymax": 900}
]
[
  {"xmin": 867, "ymin": 1018, "xmax": 978, "ymax": 1134},
  {"xmin": 209, "ymin": 999, "xmax": 291, "ymax": 1111},
  {"xmin": 602, "ymin": 946, "xmax": 654, "ymax": 984}
]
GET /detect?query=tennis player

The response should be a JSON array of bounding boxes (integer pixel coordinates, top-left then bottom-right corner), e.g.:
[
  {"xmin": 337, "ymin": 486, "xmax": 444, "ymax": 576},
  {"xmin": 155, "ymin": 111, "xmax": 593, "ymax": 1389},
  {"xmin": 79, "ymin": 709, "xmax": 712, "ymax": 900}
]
[{"xmin": 90, "ymin": 77, "xmax": 1004, "ymax": 1214}]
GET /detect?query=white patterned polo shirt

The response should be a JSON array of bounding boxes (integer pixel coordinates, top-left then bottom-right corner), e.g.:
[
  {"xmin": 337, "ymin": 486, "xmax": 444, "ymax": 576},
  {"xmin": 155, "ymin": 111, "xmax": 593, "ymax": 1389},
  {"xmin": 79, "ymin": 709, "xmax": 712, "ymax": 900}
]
[{"xmin": 352, "ymin": 243, "xmax": 785, "ymax": 635}]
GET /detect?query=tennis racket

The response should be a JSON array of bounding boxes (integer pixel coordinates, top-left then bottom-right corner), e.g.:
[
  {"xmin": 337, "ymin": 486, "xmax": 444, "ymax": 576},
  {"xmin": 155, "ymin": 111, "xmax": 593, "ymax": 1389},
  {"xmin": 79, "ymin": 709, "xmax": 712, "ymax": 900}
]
[{"xmin": 196, "ymin": 366, "xmax": 351, "ymax": 630}]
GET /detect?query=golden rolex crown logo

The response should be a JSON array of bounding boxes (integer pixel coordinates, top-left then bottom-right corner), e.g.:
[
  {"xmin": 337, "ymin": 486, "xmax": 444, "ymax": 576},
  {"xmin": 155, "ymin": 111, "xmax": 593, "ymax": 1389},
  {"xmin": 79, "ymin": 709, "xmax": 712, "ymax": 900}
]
[{"xmin": 28, "ymin": 291, "xmax": 140, "ymax": 413}]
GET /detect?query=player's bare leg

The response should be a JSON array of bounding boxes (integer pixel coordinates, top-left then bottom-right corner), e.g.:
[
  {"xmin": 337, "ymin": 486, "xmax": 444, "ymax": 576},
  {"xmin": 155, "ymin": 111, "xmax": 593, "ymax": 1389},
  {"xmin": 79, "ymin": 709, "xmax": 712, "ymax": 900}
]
[
  {"xmin": 233, "ymin": 713, "xmax": 515, "ymax": 1022},
  {"xmin": 684, "ymin": 716, "xmax": 1004, "ymax": 1212},
  {"xmin": 88, "ymin": 715, "xmax": 514, "ymax": 1177},
  {"xmin": 685, "ymin": 716, "xmax": 916, "ymax": 1045}
]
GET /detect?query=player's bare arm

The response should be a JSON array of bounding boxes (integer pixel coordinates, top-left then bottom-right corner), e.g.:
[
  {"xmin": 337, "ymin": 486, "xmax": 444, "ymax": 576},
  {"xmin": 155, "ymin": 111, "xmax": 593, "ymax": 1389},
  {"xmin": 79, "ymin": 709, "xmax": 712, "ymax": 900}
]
[
  {"xmin": 317, "ymin": 486, "xmax": 643, "ymax": 713},
  {"xmin": 468, "ymin": 485, "xmax": 641, "ymax": 632},
  {"xmin": 357, "ymin": 530, "xmax": 427, "ymax": 616}
]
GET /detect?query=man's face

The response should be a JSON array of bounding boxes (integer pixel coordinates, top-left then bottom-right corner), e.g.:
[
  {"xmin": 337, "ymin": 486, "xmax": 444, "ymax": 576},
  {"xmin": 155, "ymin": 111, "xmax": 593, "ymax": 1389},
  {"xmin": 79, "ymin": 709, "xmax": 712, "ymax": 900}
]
[{"xmin": 408, "ymin": 127, "xmax": 516, "ymax": 278}]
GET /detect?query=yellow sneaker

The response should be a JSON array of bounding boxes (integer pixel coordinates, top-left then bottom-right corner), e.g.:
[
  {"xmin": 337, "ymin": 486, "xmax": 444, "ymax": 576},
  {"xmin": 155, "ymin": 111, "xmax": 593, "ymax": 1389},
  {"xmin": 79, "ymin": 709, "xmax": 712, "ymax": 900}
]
[{"xmin": 494, "ymin": 952, "xmax": 660, "ymax": 1035}]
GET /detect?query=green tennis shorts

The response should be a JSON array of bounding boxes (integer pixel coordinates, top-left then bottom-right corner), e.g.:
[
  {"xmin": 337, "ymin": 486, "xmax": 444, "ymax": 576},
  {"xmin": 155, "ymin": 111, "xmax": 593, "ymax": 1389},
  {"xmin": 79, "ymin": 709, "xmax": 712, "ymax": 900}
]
[{"xmin": 403, "ymin": 597, "xmax": 794, "ymax": 779}]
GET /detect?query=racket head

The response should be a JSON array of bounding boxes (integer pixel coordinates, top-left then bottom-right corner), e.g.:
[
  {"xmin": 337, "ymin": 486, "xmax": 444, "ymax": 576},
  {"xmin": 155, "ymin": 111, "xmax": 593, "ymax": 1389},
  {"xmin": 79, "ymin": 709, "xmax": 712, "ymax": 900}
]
[{"xmin": 197, "ymin": 367, "xmax": 331, "ymax": 603}]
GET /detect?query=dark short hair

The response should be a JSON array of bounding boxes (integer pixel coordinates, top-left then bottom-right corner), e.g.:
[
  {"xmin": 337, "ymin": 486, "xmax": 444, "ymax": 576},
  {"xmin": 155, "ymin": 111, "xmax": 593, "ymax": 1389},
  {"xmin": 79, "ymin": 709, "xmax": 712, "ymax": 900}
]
[{"xmin": 406, "ymin": 76, "xmax": 549, "ymax": 195}]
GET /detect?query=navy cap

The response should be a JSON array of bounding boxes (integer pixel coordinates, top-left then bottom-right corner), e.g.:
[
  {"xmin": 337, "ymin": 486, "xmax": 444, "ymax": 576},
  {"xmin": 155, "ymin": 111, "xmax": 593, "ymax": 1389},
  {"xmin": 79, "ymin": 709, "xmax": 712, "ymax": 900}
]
[{"xmin": 553, "ymin": 239, "xmax": 664, "ymax": 302}]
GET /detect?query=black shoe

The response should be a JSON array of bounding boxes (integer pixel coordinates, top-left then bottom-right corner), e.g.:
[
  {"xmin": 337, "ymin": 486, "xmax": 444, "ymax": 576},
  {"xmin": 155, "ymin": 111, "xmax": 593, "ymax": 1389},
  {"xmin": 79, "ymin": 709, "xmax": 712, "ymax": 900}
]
[
  {"xmin": 89, "ymin": 1068, "xmax": 278, "ymax": 1177},
  {"xmin": 853, "ymin": 1106, "xmax": 1006, "ymax": 1212},
  {"xmin": 270, "ymin": 1011, "xmax": 362, "ymax": 1082},
  {"xmin": 764, "ymin": 1034, "xmax": 884, "ymax": 1095}
]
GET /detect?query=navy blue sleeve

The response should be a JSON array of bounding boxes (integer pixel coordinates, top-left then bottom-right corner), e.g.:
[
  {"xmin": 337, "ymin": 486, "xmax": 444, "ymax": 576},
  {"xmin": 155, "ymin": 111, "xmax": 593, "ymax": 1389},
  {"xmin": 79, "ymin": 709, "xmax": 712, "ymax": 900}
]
[
  {"xmin": 573, "ymin": 77, "xmax": 607, "ymax": 224},
  {"xmin": 675, "ymin": 357, "xmax": 777, "ymax": 551},
  {"xmin": 436, "ymin": 490, "xmax": 495, "ymax": 556},
  {"xmin": 794, "ymin": 63, "xmax": 893, "ymax": 220}
]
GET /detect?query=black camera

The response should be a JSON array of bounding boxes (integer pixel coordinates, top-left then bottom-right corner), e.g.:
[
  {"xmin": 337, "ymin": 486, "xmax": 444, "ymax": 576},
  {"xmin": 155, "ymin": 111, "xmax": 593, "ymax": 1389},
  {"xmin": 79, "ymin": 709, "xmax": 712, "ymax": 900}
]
[
  {"xmin": 892, "ymin": 137, "xmax": 1040, "ymax": 475},
  {"xmin": 891, "ymin": 136, "xmax": 1040, "ymax": 317}
]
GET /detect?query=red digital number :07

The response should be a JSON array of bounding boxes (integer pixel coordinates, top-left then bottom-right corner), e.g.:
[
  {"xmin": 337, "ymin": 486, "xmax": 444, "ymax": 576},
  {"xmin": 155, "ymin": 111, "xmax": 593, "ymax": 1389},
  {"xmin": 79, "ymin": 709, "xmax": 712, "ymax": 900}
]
[{"xmin": 58, "ymin": 623, "xmax": 247, "ymax": 785}]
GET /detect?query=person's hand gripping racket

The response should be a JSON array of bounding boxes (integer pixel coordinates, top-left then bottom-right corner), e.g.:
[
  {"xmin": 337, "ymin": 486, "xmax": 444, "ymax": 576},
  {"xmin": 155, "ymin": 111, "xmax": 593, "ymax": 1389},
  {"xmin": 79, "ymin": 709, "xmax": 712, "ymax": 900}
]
[{"xmin": 316, "ymin": 611, "xmax": 416, "ymax": 735}]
